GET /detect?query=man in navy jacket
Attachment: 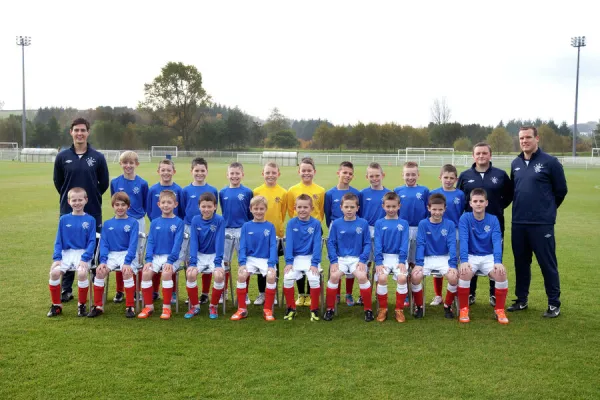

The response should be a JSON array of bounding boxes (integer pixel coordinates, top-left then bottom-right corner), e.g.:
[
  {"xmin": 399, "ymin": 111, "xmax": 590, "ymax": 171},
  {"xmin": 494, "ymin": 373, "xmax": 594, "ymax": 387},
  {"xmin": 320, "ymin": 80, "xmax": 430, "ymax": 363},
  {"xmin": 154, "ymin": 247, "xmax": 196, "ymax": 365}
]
[
  {"xmin": 508, "ymin": 126, "xmax": 567, "ymax": 318},
  {"xmin": 53, "ymin": 118, "xmax": 109, "ymax": 301}
]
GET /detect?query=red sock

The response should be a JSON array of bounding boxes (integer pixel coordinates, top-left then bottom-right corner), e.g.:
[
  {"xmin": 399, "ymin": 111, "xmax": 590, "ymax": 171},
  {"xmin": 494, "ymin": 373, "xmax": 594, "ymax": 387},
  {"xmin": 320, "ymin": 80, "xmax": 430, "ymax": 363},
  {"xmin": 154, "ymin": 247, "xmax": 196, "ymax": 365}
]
[
  {"xmin": 187, "ymin": 283, "xmax": 199, "ymax": 307},
  {"xmin": 395, "ymin": 291, "xmax": 407, "ymax": 310},
  {"xmin": 152, "ymin": 272, "xmax": 161, "ymax": 292},
  {"xmin": 326, "ymin": 286, "xmax": 338, "ymax": 310},
  {"xmin": 202, "ymin": 273, "xmax": 212, "ymax": 294},
  {"xmin": 115, "ymin": 271, "xmax": 124, "ymax": 293},
  {"xmin": 143, "ymin": 285, "xmax": 153, "ymax": 305},
  {"xmin": 310, "ymin": 287, "xmax": 320, "ymax": 311},
  {"xmin": 236, "ymin": 287, "xmax": 247, "ymax": 309},
  {"xmin": 284, "ymin": 287, "xmax": 296, "ymax": 309},
  {"xmin": 346, "ymin": 278, "xmax": 355, "ymax": 295},
  {"xmin": 49, "ymin": 284, "xmax": 61, "ymax": 305},
  {"xmin": 225, "ymin": 271, "xmax": 230, "ymax": 290},
  {"xmin": 211, "ymin": 286, "xmax": 224, "ymax": 306},
  {"xmin": 94, "ymin": 284, "xmax": 104, "ymax": 307},
  {"xmin": 458, "ymin": 286, "xmax": 470, "ymax": 310},
  {"xmin": 78, "ymin": 286, "xmax": 89, "ymax": 305},
  {"xmin": 413, "ymin": 289, "xmax": 423, "ymax": 307},
  {"xmin": 444, "ymin": 289, "xmax": 456, "ymax": 308},
  {"xmin": 433, "ymin": 276, "xmax": 443, "ymax": 297},
  {"xmin": 495, "ymin": 287, "xmax": 508, "ymax": 311},
  {"xmin": 378, "ymin": 293, "xmax": 388, "ymax": 310},
  {"xmin": 125, "ymin": 284, "xmax": 135, "ymax": 307},
  {"xmin": 162, "ymin": 284, "xmax": 173, "ymax": 306},
  {"xmin": 264, "ymin": 287, "xmax": 276, "ymax": 310},
  {"xmin": 360, "ymin": 286, "xmax": 373, "ymax": 311}
]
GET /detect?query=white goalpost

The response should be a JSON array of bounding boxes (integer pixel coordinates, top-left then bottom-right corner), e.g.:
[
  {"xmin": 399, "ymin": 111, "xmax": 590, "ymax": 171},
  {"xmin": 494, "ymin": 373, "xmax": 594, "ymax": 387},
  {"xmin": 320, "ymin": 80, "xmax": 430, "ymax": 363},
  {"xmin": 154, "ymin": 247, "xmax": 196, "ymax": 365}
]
[
  {"xmin": 592, "ymin": 148, "xmax": 600, "ymax": 158},
  {"xmin": 400, "ymin": 147, "xmax": 455, "ymax": 167},
  {"xmin": 151, "ymin": 146, "xmax": 178, "ymax": 158},
  {"xmin": 0, "ymin": 142, "xmax": 20, "ymax": 161}
]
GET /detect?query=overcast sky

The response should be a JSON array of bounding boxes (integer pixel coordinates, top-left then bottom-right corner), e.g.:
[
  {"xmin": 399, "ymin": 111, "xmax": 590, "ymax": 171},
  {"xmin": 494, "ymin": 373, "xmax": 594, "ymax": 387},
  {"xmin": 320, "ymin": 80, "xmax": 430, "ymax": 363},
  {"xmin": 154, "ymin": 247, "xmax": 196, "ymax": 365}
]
[{"xmin": 1, "ymin": 0, "xmax": 598, "ymax": 127}]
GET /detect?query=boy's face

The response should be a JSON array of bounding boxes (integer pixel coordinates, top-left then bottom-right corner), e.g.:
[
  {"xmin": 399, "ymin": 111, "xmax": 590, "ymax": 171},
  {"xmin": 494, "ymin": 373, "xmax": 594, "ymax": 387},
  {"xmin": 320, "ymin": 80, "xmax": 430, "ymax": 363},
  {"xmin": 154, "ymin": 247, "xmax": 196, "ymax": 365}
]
[
  {"xmin": 341, "ymin": 199, "xmax": 358, "ymax": 219},
  {"xmin": 68, "ymin": 192, "xmax": 87, "ymax": 212},
  {"xmin": 262, "ymin": 165, "xmax": 280, "ymax": 185},
  {"xmin": 113, "ymin": 200, "xmax": 129, "ymax": 218},
  {"xmin": 382, "ymin": 199, "xmax": 399, "ymax": 218},
  {"xmin": 440, "ymin": 172, "xmax": 457, "ymax": 190},
  {"xmin": 199, "ymin": 200, "xmax": 216, "ymax": 219},
  {"xmin": 298, "ymin": 163, "xmax": 315, "ymax": 184},
  {"xmin": 227, "ymin": 167, "xmax": 243, "ymax": 186},
  {"xmin": 428, "ymin": 203, "xmax": 446, "ymax": 222},
  {"xmin": 120, "ymin": 159, "xmax": 138, "ymax": 175},
  {"xmin": 366, "ymin": 167, "xmax": 384, "ymax": 187},
  {"xmin": 251, "ymin": 203, "xmax": 267, "ymax": 221},
  {"xmin": 470, "ymin": 195, "xmax": 488, "ymax": 214},
  {"xmin": 403, "ymin": 167, "xmax": 419, "ymax": 187},
  {"xmin": 158, "ymin": 196, "xmax": 177, "ymax": 215},
  {"xmin": 192, "ymin": 164, "xmax": 208, "ymax": 184},
  {"xmin": 337, "ymin": 166, "xmax": 354, "ymax": 185},
  {"xmin": 70, "ymin": 124, "xmax": 89, "ymax": 146},
  {"xmin": 158, "ymin": 164, "xmax": 175, "ymax": 183},
  {"xmin": 295, "ymin": 199, "xmax": 313, "ymax": 220}
]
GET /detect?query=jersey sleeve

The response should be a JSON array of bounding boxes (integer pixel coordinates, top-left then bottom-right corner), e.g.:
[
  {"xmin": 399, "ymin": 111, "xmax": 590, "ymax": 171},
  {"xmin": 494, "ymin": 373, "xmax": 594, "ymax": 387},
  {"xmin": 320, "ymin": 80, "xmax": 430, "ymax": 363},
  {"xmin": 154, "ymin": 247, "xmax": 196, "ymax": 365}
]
[
  {"xmin": 326, "ymin": 223, "xmax": 338, "ymax": 264},
  {"xmin": 141, "ymin": 181, "xmax": 149, "ymax": 213},
  {"xmin": 415, "ymin": 222, "xmax": 426, "ymax": 267},
  {"xmin": 446, "ymin": 221, "xmax": 457, "ymax": 268},
  {"xmin": 284, "ymin": 222, "xmax": 294, "ymax": 265},
  {"xmin": 550, "ymin": 158, "xmax": 568, "ymax": 208},
  {"xmin": 167, "ymin": 221, "xmax": 184, "ymax": 264},
  {"xmin": 268, "ymin": 225, "xmax": 278, "ymax": 268},
  {"xmin": 373, "ymin": 221, "xmax": 384, "ymax": 265},
  {"xmin": 287, "ymin": 188, "xmax": 295, "ymax": 218},
  {"xmin": 238, "ymin": 224, "xmax": 248, "ymax": 266},
  {"xmin": 188, "ymin": 218, "xmax": 199, "ymax": 267},
  {"xmin": 359, "ymin": 221, "xmax": 371, "ymax": 264},
  {"xmin": 214, "ymin": 218, "xmax": 225, "ymax": 268},
  {"xmin": 53, "ymin": 155, "xmax": 64, "ymax": 194},
  {"xmin": 177, "ymin": 188, "xmax": 186, "ymax": 220},
  {"xmin": 110, "ymin": 178, "xmax": 116, "ymax": 196},
  {"xmin": 99, "ymin": 224, "xmax": 109, "ymax": 264},
  {"xmin": 145, "ymin": 188, "xmax": 154, "ymax": 221},
  {"xmin": 81, "ymin": 220, "xmax": 97, "ymax": 263},
  {"xmin": 311, "ymin": 222, "xmax": 322, "ymax": 267},
  {"xmin": 280, "ymin": 190, "xmax": 288, "ymax": 224},
  {"xmin": 124, "ymin": 219, "xmax": 139, "ymax": 265},
  {"xmin": 97, "ymin": 155, "xmax": 110, "ymax": 195},
  {"xmin": 145, "ymin": 223, "xmax": 155, "ymax": 263},
  {"xmin": 458, "ymin": 215, "xmax": 470, "ymax": 263},
  {"xmin": 399, "ymin": 221, "xmax": 409, "ymax": 264},
  {"xmin": 501, "ymin": 171, "xmax": 513, "ymax": 210},
  {"xmin": 246, "ymin": 189, "xmax": 254, "ymax": 222},
  {"xmin": 491, "ymin": 216, "xmax": 503, "ymax": 264},
  {"xmin": 52, "ymin": 221, "xmax": 63, "ymax": 261}
]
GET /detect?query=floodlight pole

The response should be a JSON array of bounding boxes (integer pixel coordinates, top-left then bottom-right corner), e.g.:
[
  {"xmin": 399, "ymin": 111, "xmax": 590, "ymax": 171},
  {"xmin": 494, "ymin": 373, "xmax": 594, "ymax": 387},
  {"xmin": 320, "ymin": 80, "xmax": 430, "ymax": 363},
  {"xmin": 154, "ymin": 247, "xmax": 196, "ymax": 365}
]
[
  {"xmin": 16, "ymin": 36, "xmax": 31, "ymax": 149},
  {"xmin": 571, "ymin": 36, "xmax": 586, "ymax": 158}
]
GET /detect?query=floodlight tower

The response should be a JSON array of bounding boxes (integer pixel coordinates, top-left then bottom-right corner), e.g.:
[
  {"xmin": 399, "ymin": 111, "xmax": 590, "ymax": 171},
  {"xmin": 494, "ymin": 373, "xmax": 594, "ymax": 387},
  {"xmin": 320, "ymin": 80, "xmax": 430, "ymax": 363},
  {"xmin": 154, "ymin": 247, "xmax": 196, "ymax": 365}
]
[
  {"xmin": 16, "ymin": 36, "xmax": 31, "ymax": 149},
  {"xmin": 571, "ymin": 36, "xmax": 586, "ymax": 157}
]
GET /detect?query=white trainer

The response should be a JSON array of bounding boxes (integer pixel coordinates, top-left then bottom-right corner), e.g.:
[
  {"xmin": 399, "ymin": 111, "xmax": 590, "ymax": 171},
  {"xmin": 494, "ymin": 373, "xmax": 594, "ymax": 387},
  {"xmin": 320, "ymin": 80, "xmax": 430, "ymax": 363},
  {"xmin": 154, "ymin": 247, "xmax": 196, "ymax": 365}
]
[
  {"xmin": 430, "ymin": 296, "xmax": 443, "ymax": 306},
  {"xmin": 253, "ymin": 293, "xmax": 265, "ymax": 305}
]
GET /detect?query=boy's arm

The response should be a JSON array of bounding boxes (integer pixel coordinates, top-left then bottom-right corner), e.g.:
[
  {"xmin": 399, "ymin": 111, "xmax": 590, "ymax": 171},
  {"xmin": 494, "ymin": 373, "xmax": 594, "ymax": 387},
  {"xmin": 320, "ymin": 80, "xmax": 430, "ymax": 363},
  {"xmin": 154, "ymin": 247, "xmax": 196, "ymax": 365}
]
[
  {"xmin": 415, "ymin": 223, "xmax": 426, "ymax": 266},
  {"xmin": 214, "ymin": 218, "xmax": 225, "ymax": 268},
  {"xmin": 491, "ymin": 217, "xmax": 503, "ymax": 264},
  {"xmin": 447, "ymin": 221, "xmax": 457, "ymax": 268},
  {"xmin": 97, "ymin": 155, "xmax": 110, "ymax": 195},
  {"xmin": 167, "ymin": 221, "xmax": 184, "ymax": 264},
  {"xmin": 145, "ymin": 225, "xmax": 155, "ymax": 263},
  {"xmin": 99, "ymin": 225, "xmax": 109, "ymax": 264},
  {"xmin": 189, "ymin": 219, "xmax": 199, "ymax": 267},
  {"xmin": 458, "ymin": 216, "xmax": 469, "ymax": 263},
  {"xmin": 142, "ymin": 181, "xmax": 149, "ymax": 212},
  {"xmin": 238, "ymin": 224, "xmax": 248, "ymax": 266},
  {"xmin": 124, "ymin": 220, "xmax": 139, "ymax": 265},
  {"xmin": 284, "ymin": 223, "xmax": 294, "ymax": 265},
  {"xmin": 145, "ymin": 187, "xmax": 154, "ymax": 221},
  {"xmin": 312, "ymin": 222, "xmax": 322, "ymax": 267},
  {"xmin": 359, "ymin": 222, "xmax": 371, "ymax": 263},
  {"xmin": 324, "ymin": 191, "xmax": 332, "ymax": 227},
  {"xmin": 268, "ymin": 225, "xmax": 278, "ymax": 268},
  {"xmin": 399, "ymin": 222, "xmax": 409, "ymax": 264},
  {"xmin": 52, "ymin": 222, "xmax": 63, "ymax": 261},
  {"xmin": 373, "ymin": 222, "xmax": 383, "ymax": 265},
  {"xmin": 326, "ymin": 224, "xmax": 338, "ymax": 264},
  {"xmin": 82, "ymin": 221, "xmax": 96, "ymax": 263}
]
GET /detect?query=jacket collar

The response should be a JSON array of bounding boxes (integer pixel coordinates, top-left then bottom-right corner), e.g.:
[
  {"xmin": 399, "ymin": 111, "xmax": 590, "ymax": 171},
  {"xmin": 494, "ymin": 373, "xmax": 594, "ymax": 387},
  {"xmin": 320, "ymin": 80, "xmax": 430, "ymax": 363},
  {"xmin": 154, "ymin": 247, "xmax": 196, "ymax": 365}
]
[
  {"xmin": 470, "ymin": 161, "xmax": 494, "ymax": 174},
  {"xmin": 518, "ymin": 147, "xmax": 541, "ymax": 161}
]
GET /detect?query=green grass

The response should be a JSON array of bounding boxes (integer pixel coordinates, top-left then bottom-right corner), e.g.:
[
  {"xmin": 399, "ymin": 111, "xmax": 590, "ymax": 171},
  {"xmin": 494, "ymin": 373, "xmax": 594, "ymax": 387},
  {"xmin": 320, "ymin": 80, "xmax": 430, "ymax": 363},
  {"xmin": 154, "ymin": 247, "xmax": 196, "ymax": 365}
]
[{"xmin": 1, "ymin": 162, "xmax": 599, "ymax": 399}]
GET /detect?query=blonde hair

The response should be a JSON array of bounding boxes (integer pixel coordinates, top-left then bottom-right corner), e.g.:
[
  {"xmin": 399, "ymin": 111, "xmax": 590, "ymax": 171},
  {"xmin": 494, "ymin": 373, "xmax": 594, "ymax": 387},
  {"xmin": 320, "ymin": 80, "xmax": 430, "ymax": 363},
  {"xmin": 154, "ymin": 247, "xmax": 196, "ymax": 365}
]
[
  {"xmin": 250, "ymin": 195, "xmax": 268, "ymax": 209},
  {"xmin": 68, "ymin": 187, "xmax": 87, "ymax": 199},
  {"xmin": 264, "ymin": 162, "xmax": 279, "ymax": 171},
  {"xmin": 119, "ymin": 151, "xmax": 139, "ymax": 164},
  {"xmin": 159, "ymin": 190, "xmax": 177, "ymax": 202}
]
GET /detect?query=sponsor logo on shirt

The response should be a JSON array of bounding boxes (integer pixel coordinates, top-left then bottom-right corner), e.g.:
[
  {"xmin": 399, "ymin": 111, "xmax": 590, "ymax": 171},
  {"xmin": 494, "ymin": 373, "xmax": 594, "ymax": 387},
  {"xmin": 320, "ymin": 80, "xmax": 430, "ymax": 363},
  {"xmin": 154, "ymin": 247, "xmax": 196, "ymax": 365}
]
[
  {"xmin": 544, "ymin": 233, "xmax": 552, "ymax": 238},
  {"xmin": 382, "ymin": 226, "xmax": 388, "ymax": 230},
  {"xmin": 191, "ymin": 195, "xmax": 197, "ymax": 199},
  {"xmin": 109, "ymin": 227, "xmax": 114, "ymax": 230},
  {"xmin": 514, "ymin": 168, "xmax": 521, "ymax": 172},
  {"xmin": 156, "ymin": 226, "xmax": 161, "ymax": 230},
  {"xmin": 334, "ymin": 199, "xmax": 340, "ymax": 203},
  {"xmin": 366, "ymin": 197, "xmax": 372, "ymax": 201},
  {"xmin": 340, "ymin": 231, "xmax": 346, "ymax": 235},
  {"xmin": 66, "ymin": 224, "xmax": 72, "ymax": 228},
  {"xmin": 118, "ymin": 187, "xmax": 125, "ymax": 191},
  {"xmin": 223, "ymin": 197, "xmax": 229, "ymax": 200},
  {"xmin": 293, "ymin": 228, "xmax": 299, "ymax": 232}
]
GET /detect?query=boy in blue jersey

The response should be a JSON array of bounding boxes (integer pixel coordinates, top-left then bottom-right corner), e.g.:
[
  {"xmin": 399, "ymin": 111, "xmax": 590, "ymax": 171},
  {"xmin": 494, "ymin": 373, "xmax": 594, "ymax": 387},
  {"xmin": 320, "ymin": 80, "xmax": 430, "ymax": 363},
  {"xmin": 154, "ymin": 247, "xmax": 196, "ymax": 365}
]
[
  {"xmin": 282, "ymin": 194, "xmax": 323, "ymax": 321},
  {"xmin": 373, "ymin": 192, "xmax": 410, "ymax": 323},
  {"xmin": 88, "ymin": 192, "xmax": 140, "ymax": 318},
  {"xmin": 146, "ymin": 159, "xmax": 185, "ymax": 301},
  {"xmin": 430, "ymin": 164, "xmax": 465, "ymax": 306},
  {"xmin": 410, "ymin": 193, "xmax": 458, "ymax": 319},
  {"xmin": 230, "ymin": 196, "xmax": 278, "ymax": 321},
  {"xmin": 358, "ymin": 162, "xmax": 391, "ymax": 306},
  {"xmin": 109, "ymin": 151, "xmax": 148, "ymax": 304},
  {"xmin": 324, "ymin": 193, "xmax": 374, "ymax": 322},
  {"xmin": 219, "ymin": 162, "xmax": 254, "ymax": 305},
  {"xmin": 184, "ymin": 192, "xmax": 226, "ymax": 319},
  {"xmin": 324, "ymin": 161, "xmax": 360, "ymax": 306},
  {"xmin": 182, "ymin": 157, "xmax": 219, "ymax": 305},
  {"xmin": 137, "ymin": 190, "xmax": 184, "ymax": 320},
  {"xmin": 458, "ymin": 188, "xmax": 509, "ymax": 324},
  {"xmin": 47, "ymin": 187, "xmax": 97, "ymax": 317}
]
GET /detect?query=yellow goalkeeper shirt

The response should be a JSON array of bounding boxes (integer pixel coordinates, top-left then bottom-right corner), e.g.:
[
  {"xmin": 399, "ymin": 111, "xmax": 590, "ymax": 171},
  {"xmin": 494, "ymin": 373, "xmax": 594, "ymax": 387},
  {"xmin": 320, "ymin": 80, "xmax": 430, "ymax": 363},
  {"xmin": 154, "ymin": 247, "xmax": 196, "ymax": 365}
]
[
  {"xmin": 253, "ymin": 184, "xmax": 288, "ymax": 238},
  {"xmin": 287, "ymin": 182, "xmax": 325, "ymax": 222}
]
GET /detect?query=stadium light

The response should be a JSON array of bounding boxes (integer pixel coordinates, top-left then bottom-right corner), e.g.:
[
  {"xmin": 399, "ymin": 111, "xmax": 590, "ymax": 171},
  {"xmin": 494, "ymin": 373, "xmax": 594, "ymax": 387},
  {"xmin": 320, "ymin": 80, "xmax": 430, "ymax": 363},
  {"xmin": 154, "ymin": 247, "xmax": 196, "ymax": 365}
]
[
  {"xmin": 571, "ymin": 36, "xmax": 586, "ymax": 158},
  {"xmin": 16, "ymin": 36, "xmax": 31, "ymax": 149}
]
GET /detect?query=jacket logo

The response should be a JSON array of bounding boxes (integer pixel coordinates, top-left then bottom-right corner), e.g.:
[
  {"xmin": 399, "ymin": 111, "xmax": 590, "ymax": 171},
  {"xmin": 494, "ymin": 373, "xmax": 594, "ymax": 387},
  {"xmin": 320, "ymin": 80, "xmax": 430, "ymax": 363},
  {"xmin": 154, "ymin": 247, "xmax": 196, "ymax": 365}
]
[
  {"xmin": 534, "ymin": 163, "xmax": 544, "ymax": 173},
  {"xmin": 85, "ymin": 157, "xmax": 96, "ymax": 167},
  {"xmin": 65, "ymin": 160, "xmax": 73, "ymax": 164},
  {"xmin": 491, "ymin": 177, "xmax": 498, "ymax": 184},
  {"xmin": 514, "ymin": 167, "xmax": 521, "ymax": 172},
  {"xmin": 467, "ymin": 179, "xmax": 475, "ymax": 183}
]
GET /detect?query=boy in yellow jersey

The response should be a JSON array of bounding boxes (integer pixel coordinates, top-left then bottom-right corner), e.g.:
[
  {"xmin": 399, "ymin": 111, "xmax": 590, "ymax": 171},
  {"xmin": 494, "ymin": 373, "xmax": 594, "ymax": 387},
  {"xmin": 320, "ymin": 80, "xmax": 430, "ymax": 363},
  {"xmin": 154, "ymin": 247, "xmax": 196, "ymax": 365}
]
[
  {"xmin": 252, "ymin": 162, "xmax": 287, "ymax": 305},
  {"xmin": 287, "ymin": 157, "xmax": 325, "ymax": 307}
]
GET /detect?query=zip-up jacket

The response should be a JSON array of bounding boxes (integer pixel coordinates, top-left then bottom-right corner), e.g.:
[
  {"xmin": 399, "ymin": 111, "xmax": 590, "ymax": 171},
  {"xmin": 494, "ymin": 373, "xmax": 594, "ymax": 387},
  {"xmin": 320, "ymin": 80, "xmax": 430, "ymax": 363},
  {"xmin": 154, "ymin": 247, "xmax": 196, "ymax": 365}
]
[{"xmin": 457, "ymin": 162, "xmax": 513, "ymax": 219}]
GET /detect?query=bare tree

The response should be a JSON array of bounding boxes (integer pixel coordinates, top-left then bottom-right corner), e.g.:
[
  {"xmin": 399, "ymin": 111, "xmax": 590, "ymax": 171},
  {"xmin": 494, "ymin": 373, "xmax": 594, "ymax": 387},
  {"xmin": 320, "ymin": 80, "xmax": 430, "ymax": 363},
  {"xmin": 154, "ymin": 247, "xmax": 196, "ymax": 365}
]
[{"xmin": 430, "ymin": 97, "xmax": 451, "ymax": 125}]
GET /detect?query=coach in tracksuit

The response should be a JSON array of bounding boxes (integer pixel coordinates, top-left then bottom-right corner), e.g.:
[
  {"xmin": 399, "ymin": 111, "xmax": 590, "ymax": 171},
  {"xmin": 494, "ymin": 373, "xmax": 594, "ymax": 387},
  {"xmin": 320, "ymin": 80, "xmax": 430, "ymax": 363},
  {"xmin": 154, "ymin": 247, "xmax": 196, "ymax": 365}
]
[
  {"xmin": 508, "ymin": 126, "xmax": 567, "ymax": 318},
  {"xmin": 53, "ymin": 117, "xmax": 109, "ymax": 302}
]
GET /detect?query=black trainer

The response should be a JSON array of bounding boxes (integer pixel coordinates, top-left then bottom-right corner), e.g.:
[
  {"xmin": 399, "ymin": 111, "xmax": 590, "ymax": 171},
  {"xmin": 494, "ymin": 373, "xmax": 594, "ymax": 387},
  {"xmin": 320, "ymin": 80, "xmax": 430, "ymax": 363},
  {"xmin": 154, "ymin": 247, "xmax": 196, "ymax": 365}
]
[
  {"xmin": 152, "ymin": 292, "xmax": 160, "ymax": 301},
  {"xmin": 489, "ymin": 295, "xmax": 496, "ymax": 307},
  {"xmin": 507, "ymin": 300, "xmax": 528, "ymax": 312},
  {"xmin": 199, "ymin": 294, "xmax": 209, "ymax": 304},
  {"xmin": 87, "ymin": 306, "xmax": 104, "ymax": 318},
  {"xmin": 468, "ymin": 294, "xmax": 476, "ymax": 306},
  {"xmin": 323, "ymin": 309, "xmax": 335, "ymax": 321},
  {"xmin": 414, "ymin": 306, "xmax": 424, "ymax": 319},
  {"xmin": 543, "ymin": 305, "xmax": 560, "ymax": 318},
  {"xmin": 113, "ymin": 291, "xmax": 125, "ymax": 303},
  {"xmin": 78, "ymin": 303, "xmax": 88, "ymax": 317},
  {"xmin": 125, "ymin": 307, "xmax": 136, "ymax": 318},
  {"xmin": 61, "ymin": 291, "xmax": 74, "ymax": 303},
  {"xmin": 47, "ymin": 304, "xmax": 62, "ymax": 317},
  {"xmin": 356, "ymin": 296, "xmax": 364, "ymax": 305},
  {"xmin": 444, "ymin": 306, "xmax": 454, "ymax": 319},
  {"xmin": 364, "ymin": 309, "xmax": 375, "ymax": 322}
]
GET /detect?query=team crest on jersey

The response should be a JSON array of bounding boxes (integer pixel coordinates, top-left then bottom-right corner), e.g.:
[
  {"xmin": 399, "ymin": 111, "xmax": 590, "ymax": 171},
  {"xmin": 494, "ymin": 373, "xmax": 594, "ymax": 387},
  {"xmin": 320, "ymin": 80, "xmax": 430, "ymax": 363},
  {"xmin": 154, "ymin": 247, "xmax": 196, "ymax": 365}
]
[
  {"xmin": 534, "ymin": 163, "xmax": 544, "ymax": 173},
  {"xmin": 307, "ymin": 227, "xmax": 315, "ymax": 235},
  {"xmin": 397, "ymin": 224, "xmax": 404, "ymax": 231},
  {"xmin": 237, "ymin": 193, "xmax": 245, "ymax": 201},
  {"xmin": 484, "ymin": 225, "xmax": 491, "ymax": 233},
  {"xmin": 453, "ymin": 197, "xmax": 460, "ymax": 205},
  {"xmin": 356, "ymin": 227, "xmax": 363, "ymax": 234},
  {"xmin": 264, "ymin": 229, "xmax": 270, "ymax": 237},
  {"xmin": 416, "ymin": 192, "xmax": 423, "ymax": 200},
  {"xmin": 170, "ymin": 225, "xmax": 177, "ymax": 233},
  {"xmin": 82, "ymin": 222, "xmax": 90, "ymax": 230},
  {"xmin": 133, "ymin": 186, "xmax": 140, "ymax": 194},
  {"xmin": 85, "ymin": 157, "xmax": 96, "ymax": 167},
  {"xmin": 491, "ymin": 177, "xmax": 498, "ymax": 184},
  {"xmin": 275, "ymin": 197, "xmax": 281, "ymax": 203},
  {"xmin": 467, "ymin": 179, "xmax": 475, "ymax": 183},
  {"xmin": 124, "ymin": 225, "xmax": 131, "ymax": 233},
  {"xmin": 441, "ymin": 229, "xmax": 448, "ymax": 237},
  {"xmin": 210, "ymin": 224, "xmax": 217, "ymax": 232},
  {"xmin": 313, "ymin": 194, "xmax": 319, "ymax": 201}
]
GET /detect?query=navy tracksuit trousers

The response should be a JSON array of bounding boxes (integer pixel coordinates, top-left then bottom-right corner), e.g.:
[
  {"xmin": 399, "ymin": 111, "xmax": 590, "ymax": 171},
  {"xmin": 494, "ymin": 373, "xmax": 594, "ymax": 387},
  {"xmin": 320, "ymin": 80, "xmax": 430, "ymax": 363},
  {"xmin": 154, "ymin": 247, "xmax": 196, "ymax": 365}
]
[{"xmin": 511, "ymin": 223, "xmax": 561, "ymax": 307}]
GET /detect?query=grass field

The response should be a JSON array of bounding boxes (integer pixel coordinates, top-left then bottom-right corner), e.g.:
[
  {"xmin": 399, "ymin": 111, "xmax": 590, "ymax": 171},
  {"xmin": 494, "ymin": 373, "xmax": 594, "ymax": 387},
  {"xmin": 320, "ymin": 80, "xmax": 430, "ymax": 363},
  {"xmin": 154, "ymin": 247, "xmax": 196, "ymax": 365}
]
[{"xmin": 1, "ymin": 160, "xmax": 599, "ymax": 399}]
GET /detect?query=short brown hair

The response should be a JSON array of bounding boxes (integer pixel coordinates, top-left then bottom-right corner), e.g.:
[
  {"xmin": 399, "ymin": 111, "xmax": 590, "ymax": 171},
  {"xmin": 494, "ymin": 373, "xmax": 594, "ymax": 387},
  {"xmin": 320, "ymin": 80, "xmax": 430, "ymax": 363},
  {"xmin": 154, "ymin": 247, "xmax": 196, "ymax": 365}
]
[
  {"xmin": 159, "ymin": 189, "xmax": 177, "ymax": 202},
  {"xmin": 111, "ymin": 192, "xmax": 131, "ymax": 207},
  {"xmin": 341, "ymin": 192, "xmax": 359, "ymax": 206},
  {"xmin": 68, "ymin": 187, "xmax": 87, "ymax": 199},
  {"xmin": 158, "ymin": 159, "xmax": 175, "ymax": 169},
  {"xmin": 403, "ymin": 161, "xmax": 419, "ymax": 169},
  {"xmin": 70, "ymin": 118, "xmax": 90, "ymax": 131},
  {"xmin": 199, "ymin": 192, "xmax": 217, "ymax": 205},
  {"xmin": 339, "ymin": 161, "xmax": 354, "ymax": 170},
  {"xmin": 250, "ymin": 195, "xmax": 268, "ymax": 209},
  {"xmin": 300, "ymin": 157, "xmax": 316, "ymax": 170},
  {"xmin": 519, "ymin": 126, "xmax": 538, "ymax": 137},
  {"xmin": 367, "ymin": 162, "xmax": 383, "ymax": 173},
  {"xmin": 428, "ymin": 193, "xmax": 446, "ymax": 206},
  {"xmin": 473, "ymin": 142, "xmax": 492, "ymax": 154},
  {"xmin": 192, "ymin": 157, "xmax": 208, "ymax": 169},
  {"xmin": 296, "ymin": 193, "xmax": 313, "ymax": 206},
  {"xmin": 383, "ymin": 191, "xmax": 399, "ymax": 203},
  {"xmin": 228, "ymin": 162, "xmax": 244, "ymax": 171},
  {"xmin": 470, "ymin": 188, "xmax": 488, "ymax": 200},
  {"xmin": 440, "ymin": 164, "xmax": 457, "ymax": 176},
  {"xmin": 264, "ymin": 162, "xmax": 279, "ymax": 171}
]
